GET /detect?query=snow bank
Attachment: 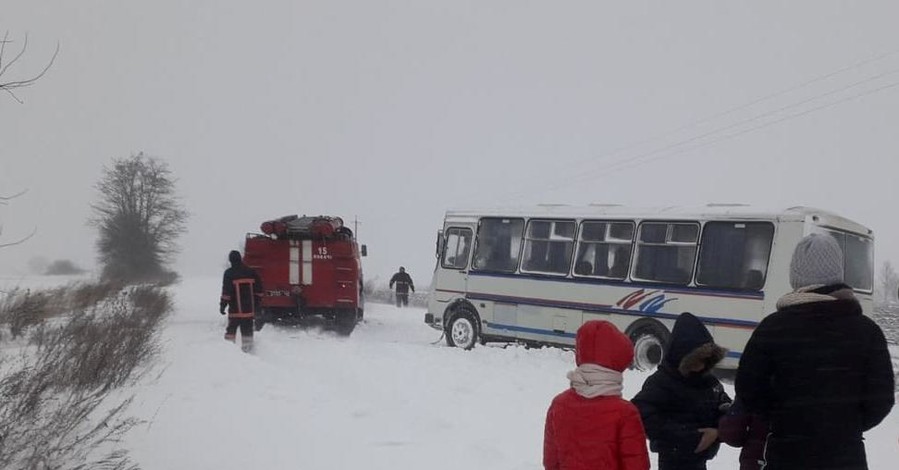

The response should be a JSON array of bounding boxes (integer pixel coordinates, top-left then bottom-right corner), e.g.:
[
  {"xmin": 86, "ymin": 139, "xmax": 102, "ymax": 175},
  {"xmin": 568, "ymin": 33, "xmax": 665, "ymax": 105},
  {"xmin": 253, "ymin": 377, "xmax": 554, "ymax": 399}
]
[{"xmin": 120, "ymin": 277, "xmax": 897, "ymax": 469}]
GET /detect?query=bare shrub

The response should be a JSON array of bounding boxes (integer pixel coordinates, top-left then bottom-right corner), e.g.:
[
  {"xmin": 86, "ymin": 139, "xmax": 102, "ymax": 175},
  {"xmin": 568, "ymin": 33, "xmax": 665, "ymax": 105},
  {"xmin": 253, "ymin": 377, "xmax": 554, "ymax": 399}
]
[
  {"xmin": 69, "ymin": 281, "xmax": 123, "ymax": 312},
  {"xmin": 0, "ymin": 282, "xmax": 123, "ymax": 341},
  {"xmin": 0, "ymin": 287, "xmax": 67, "ymax": 339},
  {"xmin": 0, "ymin": 283, "xmax": 172, "ymax": 469},
  {"xmin": 44, "ymin": 259, "xmax": 86, "ymax": 275}
]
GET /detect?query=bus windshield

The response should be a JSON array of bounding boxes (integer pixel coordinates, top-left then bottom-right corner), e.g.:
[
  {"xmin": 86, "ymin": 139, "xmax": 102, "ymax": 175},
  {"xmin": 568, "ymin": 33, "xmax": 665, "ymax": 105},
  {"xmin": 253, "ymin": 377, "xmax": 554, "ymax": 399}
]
[{"xmin": 815, "ymin": 228, "xmax": 874, "ymax": 292}]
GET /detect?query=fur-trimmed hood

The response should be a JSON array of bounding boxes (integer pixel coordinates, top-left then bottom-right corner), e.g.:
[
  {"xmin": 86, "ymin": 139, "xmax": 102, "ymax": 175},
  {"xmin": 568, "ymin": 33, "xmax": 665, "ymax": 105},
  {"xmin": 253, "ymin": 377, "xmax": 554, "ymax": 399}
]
[
  {"xmin": 676, "ymin": 342, "xmax": 727, "ymax": 376},
  {"xmin": 665, "ymin": 312, "xmax": 727, "ymax": 376}
]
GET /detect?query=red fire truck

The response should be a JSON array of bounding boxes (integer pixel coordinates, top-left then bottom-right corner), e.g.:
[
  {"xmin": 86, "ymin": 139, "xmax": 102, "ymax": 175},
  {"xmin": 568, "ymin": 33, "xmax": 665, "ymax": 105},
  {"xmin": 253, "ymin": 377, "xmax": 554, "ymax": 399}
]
[{"xmin": 243, "ymin": 215, "xmax": 366, "ymax": 335}]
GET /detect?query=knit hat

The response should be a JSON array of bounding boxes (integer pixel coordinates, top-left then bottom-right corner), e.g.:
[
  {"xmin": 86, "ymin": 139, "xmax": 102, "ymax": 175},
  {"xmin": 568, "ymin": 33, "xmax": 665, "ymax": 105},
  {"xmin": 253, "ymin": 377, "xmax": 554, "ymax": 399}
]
[
  {"xmin": 789, "ymin": 233, "xmax": 844, "ymax": 289},
  {"xmin": 228, "ymin": 250, "xmax": 242, "ymax": 266}
]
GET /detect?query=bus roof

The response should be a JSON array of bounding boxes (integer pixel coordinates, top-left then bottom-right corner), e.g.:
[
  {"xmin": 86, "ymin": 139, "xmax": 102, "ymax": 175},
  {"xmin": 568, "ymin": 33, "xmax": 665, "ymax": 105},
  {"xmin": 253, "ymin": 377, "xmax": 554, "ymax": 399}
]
[{"xmin": 444, "ymin": 205, "xmax": 873, "ymax": 236}]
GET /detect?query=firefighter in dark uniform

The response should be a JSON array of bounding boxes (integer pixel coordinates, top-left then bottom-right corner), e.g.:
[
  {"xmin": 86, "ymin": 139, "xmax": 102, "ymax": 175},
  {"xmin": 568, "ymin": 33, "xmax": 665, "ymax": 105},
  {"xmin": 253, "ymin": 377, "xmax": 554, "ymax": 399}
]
[
  {"xmin": 389, "ymin": 266, "xmax": 415, "ymax": 308},
  {"xmin": 220, "ymin": 250, "xmax": 263, "ymax": 351}
]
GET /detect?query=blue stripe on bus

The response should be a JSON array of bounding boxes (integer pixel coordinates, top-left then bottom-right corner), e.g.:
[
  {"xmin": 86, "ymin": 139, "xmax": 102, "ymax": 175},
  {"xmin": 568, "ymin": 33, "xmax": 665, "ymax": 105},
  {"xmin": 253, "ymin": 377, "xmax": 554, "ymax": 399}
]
[
  {"xmin": 483, "ymin": 321, "xmax": 744, "ymax": 359},
  {"xmin": 468, "ymin": 271, "xmax": 765, "ymax": 300},
  {"xmin": 466, "ymin": 291, "xmax": 760, "ymax": 329},
  {"xmin": 485, "ymin": 321, "xmax": 577, "ymax": 339}
]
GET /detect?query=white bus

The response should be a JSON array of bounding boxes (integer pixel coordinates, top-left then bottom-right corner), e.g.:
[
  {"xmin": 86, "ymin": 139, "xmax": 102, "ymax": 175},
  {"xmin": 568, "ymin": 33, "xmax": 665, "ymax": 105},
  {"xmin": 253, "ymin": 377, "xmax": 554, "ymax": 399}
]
[{"xmin": 424, "ymin": 205, "xmax": 874, "ymax": 369}]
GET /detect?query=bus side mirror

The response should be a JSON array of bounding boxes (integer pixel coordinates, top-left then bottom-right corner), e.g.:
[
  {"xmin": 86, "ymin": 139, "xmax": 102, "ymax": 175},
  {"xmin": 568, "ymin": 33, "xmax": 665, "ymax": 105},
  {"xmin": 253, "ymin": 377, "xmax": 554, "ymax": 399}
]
[
  {"xmin": 435, "ymin": 230, "xmax": 445, "ymax": 259},
  {"xmin": 361, "ymin": 245, "xmax": 368, "ymax": 257}
]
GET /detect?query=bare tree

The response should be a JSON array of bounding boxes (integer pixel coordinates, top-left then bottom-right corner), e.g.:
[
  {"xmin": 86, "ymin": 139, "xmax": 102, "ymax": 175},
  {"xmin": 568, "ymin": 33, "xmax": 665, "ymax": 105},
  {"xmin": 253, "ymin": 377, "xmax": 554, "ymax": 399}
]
[
  {"xmin": 0, "ymin": 189, "xmax": 36, "ymax": 249},
  {"xmin": 878, "ymin": 260, "xmax": 899, "ymax": 305},
  {"xmin": 91, "ymin": 153, "xmax": 189, "ymax": 282},
  {"xmin": 0, "ymin": 32, "xmax": 59, "ymax": 103}
]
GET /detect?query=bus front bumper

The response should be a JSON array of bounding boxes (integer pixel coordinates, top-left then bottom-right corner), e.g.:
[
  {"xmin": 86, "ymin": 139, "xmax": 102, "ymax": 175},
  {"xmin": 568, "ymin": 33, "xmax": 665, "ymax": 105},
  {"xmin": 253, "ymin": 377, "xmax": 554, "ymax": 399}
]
[{"xmin": 424, "ymin": 313, "xmax": 442, "ymax": 331}]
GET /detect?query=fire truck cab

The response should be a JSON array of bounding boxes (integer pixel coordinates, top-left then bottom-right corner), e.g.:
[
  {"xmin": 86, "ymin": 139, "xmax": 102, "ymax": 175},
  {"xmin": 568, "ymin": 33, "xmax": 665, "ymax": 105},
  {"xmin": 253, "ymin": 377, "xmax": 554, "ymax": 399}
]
[{"xmin": 243, "ymin": 215, "xmax": 366, "ymax": 335}]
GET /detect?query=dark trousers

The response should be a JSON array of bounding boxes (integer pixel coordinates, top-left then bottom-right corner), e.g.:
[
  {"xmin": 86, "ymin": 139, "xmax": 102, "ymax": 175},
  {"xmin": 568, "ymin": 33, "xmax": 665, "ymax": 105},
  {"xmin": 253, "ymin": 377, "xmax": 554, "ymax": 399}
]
[
  {"xmin": 658, "ymin": 457, "xmax": 707, "ymax": 470},
  {"xmin": 395, "ymin": 292, "xmax": 409, "ymax": 307},
  {"xmin": 225, "ymin": 318, "xmax": 254, "ymax": 340}
]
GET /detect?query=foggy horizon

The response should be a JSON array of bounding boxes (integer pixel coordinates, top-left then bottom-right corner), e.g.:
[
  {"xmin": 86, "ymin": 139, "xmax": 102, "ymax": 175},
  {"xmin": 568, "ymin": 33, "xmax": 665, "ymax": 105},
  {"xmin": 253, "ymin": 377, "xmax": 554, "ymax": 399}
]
[{"xmin": 3, "ymin": 1, "xmax": 899, "ymax": 290}]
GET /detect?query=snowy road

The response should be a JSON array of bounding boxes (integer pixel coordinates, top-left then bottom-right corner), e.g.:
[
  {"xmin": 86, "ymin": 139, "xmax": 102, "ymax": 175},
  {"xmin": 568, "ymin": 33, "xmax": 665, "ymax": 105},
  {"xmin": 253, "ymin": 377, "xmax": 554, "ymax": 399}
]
[{"xmin": 120, "ymin": 277, "xmax": 898, "ymax": 469}]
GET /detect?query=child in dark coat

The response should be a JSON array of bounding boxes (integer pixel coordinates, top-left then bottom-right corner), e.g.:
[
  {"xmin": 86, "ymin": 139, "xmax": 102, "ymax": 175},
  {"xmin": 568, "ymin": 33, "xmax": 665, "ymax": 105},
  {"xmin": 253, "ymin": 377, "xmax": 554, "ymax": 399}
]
[{"xmin": 632, "ymin": 312, "xmax": 731, "ymax": 470}]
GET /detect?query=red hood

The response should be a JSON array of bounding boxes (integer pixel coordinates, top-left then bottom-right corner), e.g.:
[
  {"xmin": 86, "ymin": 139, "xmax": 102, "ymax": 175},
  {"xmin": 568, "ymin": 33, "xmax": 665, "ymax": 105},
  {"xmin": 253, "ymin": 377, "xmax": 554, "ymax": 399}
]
[{"xmin": 575, "ymin": 320, "xmax": 634, "ymax": 372}]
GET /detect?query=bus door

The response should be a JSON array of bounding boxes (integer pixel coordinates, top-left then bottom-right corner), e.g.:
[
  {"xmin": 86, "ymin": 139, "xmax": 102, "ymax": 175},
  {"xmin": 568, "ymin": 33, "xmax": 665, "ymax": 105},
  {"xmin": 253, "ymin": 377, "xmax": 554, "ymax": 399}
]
[{"xmin": 434, "ymin": 226, "xmax": 474, "ymax": 302}]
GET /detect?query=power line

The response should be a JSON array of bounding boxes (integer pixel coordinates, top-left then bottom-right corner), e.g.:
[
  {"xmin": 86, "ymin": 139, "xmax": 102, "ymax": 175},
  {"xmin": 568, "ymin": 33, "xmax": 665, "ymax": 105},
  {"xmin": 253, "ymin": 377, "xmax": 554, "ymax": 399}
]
[
  {"xmin": 543, "ymin": 47, "xmax": 899, "ymax": 179},
  {"xmin": 555, "ymin": 66, "xmax": 899, "ymax": 188},
  {"xmin": 600, "ymin": 76, "xmax": 899, "ymax": 177},
  {"xmin": 494, "ymin": 46, "xmax": 899, "ymax": 204}
]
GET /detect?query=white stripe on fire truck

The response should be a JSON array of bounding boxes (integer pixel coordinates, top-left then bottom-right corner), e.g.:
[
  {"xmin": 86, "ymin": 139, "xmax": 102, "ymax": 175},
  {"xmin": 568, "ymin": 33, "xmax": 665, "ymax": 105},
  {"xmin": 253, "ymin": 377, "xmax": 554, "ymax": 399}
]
[
  {"xmin": 302, "ymin": 240, "xmax": 313, "ymax": 285},
  {"xmin": 289, "ymin": 241, "xmax": 300, "ymax": 285}
]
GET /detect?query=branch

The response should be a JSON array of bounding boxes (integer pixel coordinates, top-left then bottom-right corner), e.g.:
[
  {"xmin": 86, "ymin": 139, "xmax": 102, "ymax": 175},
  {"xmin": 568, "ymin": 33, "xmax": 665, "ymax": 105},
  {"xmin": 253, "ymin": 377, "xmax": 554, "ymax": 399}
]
[
  {"xmin": 0, "ymin": 31, "xmax": 10, "ymax": 71},
  {"xmin": 0, "ymin": 226, "xmax": 37, "ymax": 249},
  {"xmin": 0, "ymin": 188, "xmax": 28, "ymax": 201},
  {"xmin": 0, "ymin": 33, "xmax": 59, "ymax": 102}
]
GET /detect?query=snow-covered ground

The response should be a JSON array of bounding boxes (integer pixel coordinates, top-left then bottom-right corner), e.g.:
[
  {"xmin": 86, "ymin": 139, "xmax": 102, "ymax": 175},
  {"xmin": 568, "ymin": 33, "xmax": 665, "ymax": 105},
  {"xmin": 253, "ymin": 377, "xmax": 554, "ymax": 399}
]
[
  {"xmin": 3, "ymin": 275, "xmax": 897, "ymax": 468},
  {"xmin": 111, "ymin": 277, "xmax": 897, "ymax": 469}
]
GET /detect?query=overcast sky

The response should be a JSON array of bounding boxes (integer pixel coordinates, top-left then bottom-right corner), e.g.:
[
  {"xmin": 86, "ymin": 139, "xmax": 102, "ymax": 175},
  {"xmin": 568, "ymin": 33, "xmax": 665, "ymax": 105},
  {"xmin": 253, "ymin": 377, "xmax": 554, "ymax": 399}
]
[{"xmin": 2, "ymin": 1, "xmax": 898, "ymax": 289}]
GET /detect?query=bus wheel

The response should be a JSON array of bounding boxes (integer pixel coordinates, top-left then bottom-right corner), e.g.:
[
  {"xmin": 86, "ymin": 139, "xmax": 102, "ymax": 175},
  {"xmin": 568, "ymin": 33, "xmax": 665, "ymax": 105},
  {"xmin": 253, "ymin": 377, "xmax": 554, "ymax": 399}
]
[
  {"xmin": 628, "ymin": 323, "xmax": 669, "ymax": 371},
  {"xmin": 446, "ymin": 309, "xmax": 478, "ymax": 350}
]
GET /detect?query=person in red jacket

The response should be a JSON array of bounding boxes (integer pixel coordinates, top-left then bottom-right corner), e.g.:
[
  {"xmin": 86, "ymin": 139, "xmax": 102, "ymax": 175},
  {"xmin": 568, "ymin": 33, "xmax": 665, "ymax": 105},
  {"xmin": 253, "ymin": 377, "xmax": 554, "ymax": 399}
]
[{"xmin": 543, "ymin": 320, "xmax": 650, "ymax": 470}]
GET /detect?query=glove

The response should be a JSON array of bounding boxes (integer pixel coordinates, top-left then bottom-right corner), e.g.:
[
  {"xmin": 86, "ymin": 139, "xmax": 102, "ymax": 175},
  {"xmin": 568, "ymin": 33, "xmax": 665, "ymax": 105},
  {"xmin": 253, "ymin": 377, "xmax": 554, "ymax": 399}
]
[{"xmin": 219, "ymin": 300, "xmax": 227, "ymax": 315}]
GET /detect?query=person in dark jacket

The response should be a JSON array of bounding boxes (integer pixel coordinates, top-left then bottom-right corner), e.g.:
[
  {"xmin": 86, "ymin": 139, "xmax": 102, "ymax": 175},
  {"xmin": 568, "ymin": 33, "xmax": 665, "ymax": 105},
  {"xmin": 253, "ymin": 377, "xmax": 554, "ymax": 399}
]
[
  {"xmin": 718, "ymin": 397, "xmax": 769, "ymax": 470},
  {"xmin": 220, "ymin": 250, "xmax": 263, "ymax": 352},
  {"xmin": 735, "ymin": 233, "xmax": 895, "ymax": 470},
  {"xmin": 543, "ymin": 320, "xmax": 650, "ymax": 470},
  {"xmin": 632, "ymin": 312, "xmax": 731, "ymax": 470},
  {"xmin": 389, "ymin": 266, "xmax": 414, "ymax": 308}
]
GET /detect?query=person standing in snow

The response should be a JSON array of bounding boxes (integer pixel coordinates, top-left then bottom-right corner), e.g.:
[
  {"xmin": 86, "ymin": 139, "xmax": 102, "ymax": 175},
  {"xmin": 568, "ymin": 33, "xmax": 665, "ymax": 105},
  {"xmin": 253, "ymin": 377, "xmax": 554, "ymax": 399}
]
[
  {"xmin": 735, "ymin": 233, "xmax": 895, "ymax": 470},
  {"xmin": 543, "ymin": 320, "xmax": 649, "ymax": 470},
  {"xmin": 389, "ymin": 266, "xmax": 414, "ymax": 308},
  {"xmin": 717, "ymin": 397, "xmax": 769, "ymax": 470},
  {"xmin": 632, "ymin": 312, "xmax": 731, "ymax": 470},
  {"xmin": 220, "ymin": 250, "xmax": 263, "ymax": 352}
]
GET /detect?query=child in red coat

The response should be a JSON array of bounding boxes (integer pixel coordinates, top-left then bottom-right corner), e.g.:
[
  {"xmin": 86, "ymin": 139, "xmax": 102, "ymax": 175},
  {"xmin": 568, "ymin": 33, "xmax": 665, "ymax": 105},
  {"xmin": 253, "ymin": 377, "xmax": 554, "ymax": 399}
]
[{"xmin": 543, "ymin": 321, "xmax": 650, "ymax": 470}]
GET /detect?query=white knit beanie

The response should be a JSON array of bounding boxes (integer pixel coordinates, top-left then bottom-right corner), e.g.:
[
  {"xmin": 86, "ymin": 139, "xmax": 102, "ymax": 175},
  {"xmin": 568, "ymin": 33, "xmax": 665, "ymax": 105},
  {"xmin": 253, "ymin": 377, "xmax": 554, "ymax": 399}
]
[{"xmin": 789, "ymin": 233, "xmax": 844, "ymax": 289}]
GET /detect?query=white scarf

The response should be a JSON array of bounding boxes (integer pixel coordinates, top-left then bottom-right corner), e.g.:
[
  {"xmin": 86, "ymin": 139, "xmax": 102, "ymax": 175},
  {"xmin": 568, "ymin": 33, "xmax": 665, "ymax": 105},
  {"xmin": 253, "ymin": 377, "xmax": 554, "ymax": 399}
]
[
  {"xmin": 567, "ymin": 363, "xmax": 623, "ymax": 398},
  {"xmin": 776, "ymin": 284, "xmax": 856, "ymax": 310}
]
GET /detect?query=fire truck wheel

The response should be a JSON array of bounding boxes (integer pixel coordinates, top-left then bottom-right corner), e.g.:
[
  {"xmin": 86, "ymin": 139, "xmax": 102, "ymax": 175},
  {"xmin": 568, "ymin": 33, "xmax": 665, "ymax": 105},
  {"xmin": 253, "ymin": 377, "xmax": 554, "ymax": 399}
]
[
  {"xmin": 335, "ymin": 310, "xmax": 356, "ymax": 336},
  {"xmin": 446, "ymin": 309, "xmax": 479, "ymax": 350}
]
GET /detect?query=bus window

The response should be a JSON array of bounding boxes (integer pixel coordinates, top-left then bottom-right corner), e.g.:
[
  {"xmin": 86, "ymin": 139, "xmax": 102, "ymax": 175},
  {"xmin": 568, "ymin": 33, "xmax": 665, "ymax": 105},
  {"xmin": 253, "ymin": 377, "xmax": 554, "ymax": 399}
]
[
  {"xmin": 815, "ymin": 229, "xmax": 874, "ymax": 292},
  {"xmin": 697, "ymin": 222, "xmax": 774, "ymax": 290},
  {"xmin": 472, "ymin": 218, "xmax": 525, "ymax": 273},
  {"xmin": 442, "ymin": 227, "xmax": 473, "ymax": 270},
  {"xmin": 633, "ymin": 222, "xmax": 699, "ymax": 285},
  {"xmin": 574, "ymin": 221, "xmax": 634, "ymax": 279},
  {"xmin": 521, "ymin": 220, "xmax": 576, "ymax": 275}
]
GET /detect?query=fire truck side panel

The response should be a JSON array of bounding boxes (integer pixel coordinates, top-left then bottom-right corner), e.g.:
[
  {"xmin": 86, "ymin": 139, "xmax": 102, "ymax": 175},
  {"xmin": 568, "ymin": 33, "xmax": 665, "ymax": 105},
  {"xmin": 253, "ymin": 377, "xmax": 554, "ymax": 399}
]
[
  {"xmin": 303, "ymin": 240, "xmax": 360, "ymax": 309},
  {"xmin": 243, "ymin": 236, "xmax": 296, "ymax": 309}
]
